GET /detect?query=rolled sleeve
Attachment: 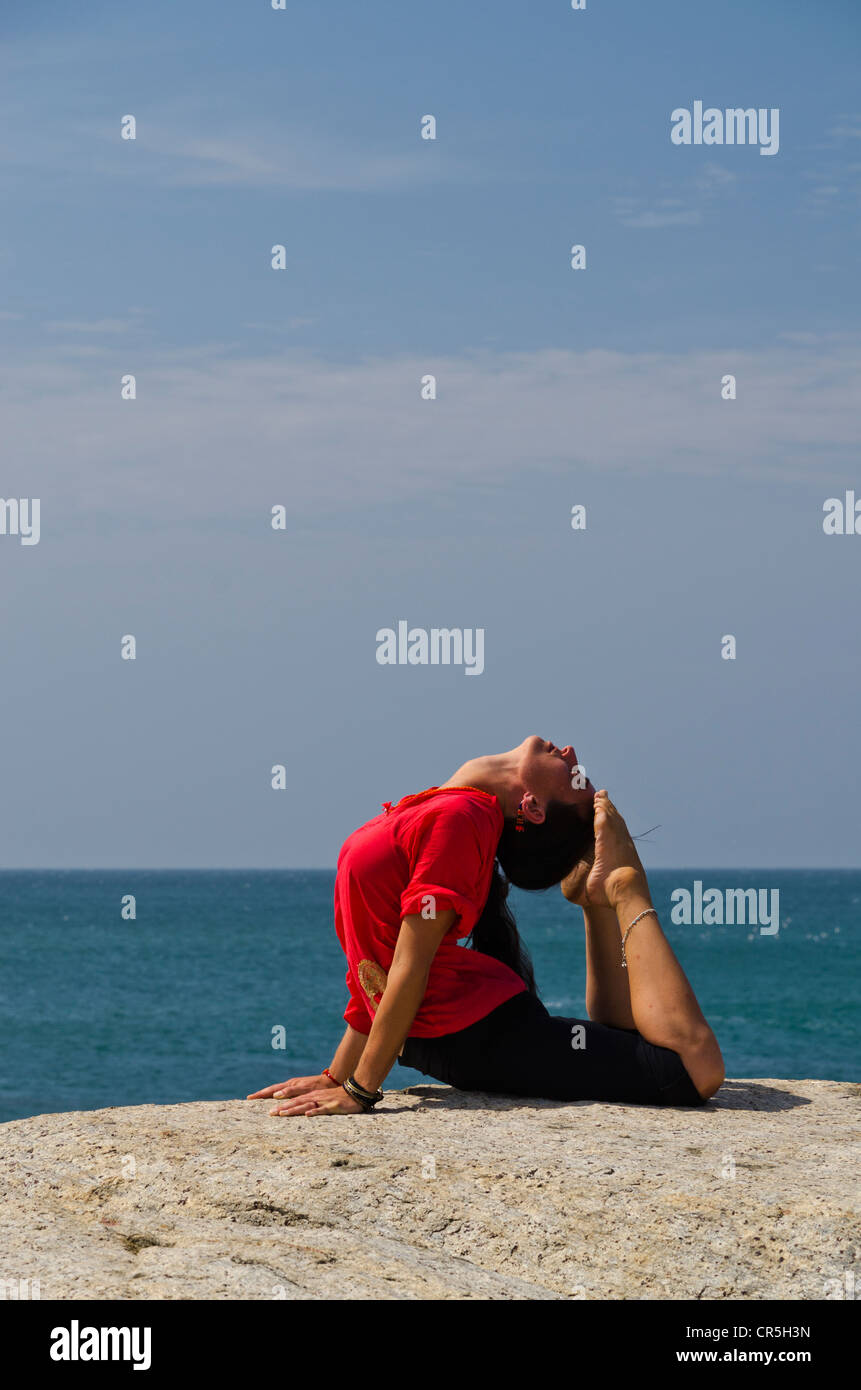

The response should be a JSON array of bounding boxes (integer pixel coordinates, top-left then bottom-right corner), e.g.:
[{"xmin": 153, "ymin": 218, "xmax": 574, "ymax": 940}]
[
  {"xmin": 399, "ymin": 883, "xmax": 482, "ymax": 936},
  {"xmin": 399, "ymin": 804, "xmax": 495, "ymax": 939}
]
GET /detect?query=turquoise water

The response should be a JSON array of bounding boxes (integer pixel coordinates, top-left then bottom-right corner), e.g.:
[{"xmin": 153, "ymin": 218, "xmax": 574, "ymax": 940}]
[{"xmin": 0, "ymin": 870, "xmax": 857, "ymax": 1123}]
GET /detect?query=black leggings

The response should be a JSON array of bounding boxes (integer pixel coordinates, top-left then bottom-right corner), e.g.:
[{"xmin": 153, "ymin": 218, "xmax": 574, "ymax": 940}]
[{"xmin": 400, "ymin": 990, "xmax": 705, "ymax": 1107}]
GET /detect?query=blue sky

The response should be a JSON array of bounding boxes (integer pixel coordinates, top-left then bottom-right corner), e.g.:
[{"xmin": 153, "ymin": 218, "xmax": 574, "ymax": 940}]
[{"xmin": 1, "ymin": 0, "xmax": 859, "ymax": 867}]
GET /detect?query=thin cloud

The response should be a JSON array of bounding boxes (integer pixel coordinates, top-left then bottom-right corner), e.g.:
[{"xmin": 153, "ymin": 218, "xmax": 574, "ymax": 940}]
[
  {"xmin": 696, "ymin": 162, "xmax": 738, "ymax": 193},
  {"xmin": 151, "ymin": 129, "xmax": 439, "ymax": 191},
  {"xmin": 46, "ymin": 318, "xmax": 136, "ymax": 334},
  {"xmin": 0, "ymin": 107, "xmax": 467, "ymax": 193},
  {"xmin": 615, "ymin": 162, "xmax": 737, "ymax": 228},
  {"xmin": 800, "ymin": 164, "xmax": 860, "ymax": 217},
  {"xmin": 619, "ymin": 208, "xmax": 701, "ymax": 228},
  {"xmin": 827, "ymin": 119, "xmax": 861, "ymax": 141},
  {"xmin": 2, "ymin": 339, "xmax": 858, "ymax": 519}
]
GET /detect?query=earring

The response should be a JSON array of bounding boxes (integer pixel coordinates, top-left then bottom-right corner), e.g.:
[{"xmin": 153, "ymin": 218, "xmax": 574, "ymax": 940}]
[{"xmin": 514, "ymin": 800, "xmax": 526, "ymax": 832}]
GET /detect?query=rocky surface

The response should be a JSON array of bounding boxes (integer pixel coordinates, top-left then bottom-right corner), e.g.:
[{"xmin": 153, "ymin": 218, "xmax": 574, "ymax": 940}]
[{"xmin": 1, "ymin": 1079, "xmax": 858, "ymax": 1300}]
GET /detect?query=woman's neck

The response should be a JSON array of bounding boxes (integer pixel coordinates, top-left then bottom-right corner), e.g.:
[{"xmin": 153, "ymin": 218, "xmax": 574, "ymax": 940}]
[{"xmin": 440, "ymin": 753, "xmax": 522, "ymax": 818}]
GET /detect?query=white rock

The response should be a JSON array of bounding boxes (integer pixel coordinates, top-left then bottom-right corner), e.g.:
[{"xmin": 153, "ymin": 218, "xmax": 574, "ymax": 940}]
[{"xmin": 1, "ymin": 1080, "xmax": 857, "ymax": 1300}]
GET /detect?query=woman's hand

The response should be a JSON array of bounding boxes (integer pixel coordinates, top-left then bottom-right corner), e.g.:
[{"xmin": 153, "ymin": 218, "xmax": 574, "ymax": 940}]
[
  {"xmin": 246, "ymin": 1073, "xmax": 336, "ymax": 1101},
  {"xmin": 268, "ymin": 1086, "xmax": 366, "ymax": 1117},
  {"xmin": 584, "ymin": 791, "xmax": 648, "ymax": 909}
]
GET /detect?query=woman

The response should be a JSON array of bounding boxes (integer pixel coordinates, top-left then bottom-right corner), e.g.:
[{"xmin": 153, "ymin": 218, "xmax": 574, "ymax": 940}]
[{"xmin": 248, "ymin": 736, "xmax": 724, "ymax": 1115}]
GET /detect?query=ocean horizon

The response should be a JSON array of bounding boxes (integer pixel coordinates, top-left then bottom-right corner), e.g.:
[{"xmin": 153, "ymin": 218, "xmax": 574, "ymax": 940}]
[{"xmin": 1, "ymin": 868, "xmax": 857, "ymax": 1125}]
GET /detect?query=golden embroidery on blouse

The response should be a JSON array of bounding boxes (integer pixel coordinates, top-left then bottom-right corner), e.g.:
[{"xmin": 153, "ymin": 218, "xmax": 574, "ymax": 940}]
[{"xmin": 357, "ymin": 959, "xmax": 388, "ymax": 1011}]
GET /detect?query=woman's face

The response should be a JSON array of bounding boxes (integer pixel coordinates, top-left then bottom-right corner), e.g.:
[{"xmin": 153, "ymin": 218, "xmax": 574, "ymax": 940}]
[{"xmin": 517, "ymin": 734, "xmax": 595, "ymax": 809}]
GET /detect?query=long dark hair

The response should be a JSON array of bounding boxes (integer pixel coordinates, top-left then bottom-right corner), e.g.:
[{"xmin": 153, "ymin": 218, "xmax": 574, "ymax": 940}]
[{"xmin": 466, "ymin": 801, "xmax": 595, "ymax": 994}]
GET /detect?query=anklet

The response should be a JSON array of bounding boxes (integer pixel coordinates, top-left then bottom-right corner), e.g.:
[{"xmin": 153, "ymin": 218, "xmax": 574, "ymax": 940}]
[{"xmin": 621, "ymin": 907, "xmax": 657, "ymax": 968}]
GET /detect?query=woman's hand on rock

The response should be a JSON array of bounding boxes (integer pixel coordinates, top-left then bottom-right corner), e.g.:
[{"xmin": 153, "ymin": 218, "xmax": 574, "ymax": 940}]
[
  {"xmin": 268, "ymin": 1086, "xmax": 366, "ymax": 1117},
  {"xmin": 246, "ymin": 1073, "xmax": 335, "ymax": 1101}
]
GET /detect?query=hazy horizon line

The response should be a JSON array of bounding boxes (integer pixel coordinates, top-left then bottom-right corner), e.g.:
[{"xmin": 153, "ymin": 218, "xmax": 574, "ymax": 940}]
[{"xmin": 1, "ymin": 866, "xmax": 857, "ymax": 875}]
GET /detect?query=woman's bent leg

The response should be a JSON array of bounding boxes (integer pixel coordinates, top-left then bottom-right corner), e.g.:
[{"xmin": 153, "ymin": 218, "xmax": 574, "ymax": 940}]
[
  {"xmin": 402, "ymin": 993, "xmax": 705, "ymax": 1107},
  {"xmin": 610, "ymin": 878, "xmax": 724, "ymax": 1100}
]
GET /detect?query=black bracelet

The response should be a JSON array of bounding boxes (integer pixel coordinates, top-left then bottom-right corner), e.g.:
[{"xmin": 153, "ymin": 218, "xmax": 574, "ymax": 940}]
[
  {"xmin": 346, "ymin": 1074, "xmax": 383, "ymax": 1101},
  {"xmin": 342, "ymin": 1086, "xmax": 372, "ymax": 1112},
  {"xmin": 343, "ymin": 1075, "xmax": 383, "ymax": 1109},
  {"xmin": 342, "ymin": 1080, "xmax": 373, "ymax": 1111}
]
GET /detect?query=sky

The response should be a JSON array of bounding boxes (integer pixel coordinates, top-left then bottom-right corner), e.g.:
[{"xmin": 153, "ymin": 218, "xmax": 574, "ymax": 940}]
[{"xmin": 1, "ymin": 0, "xmax": 859, "ymax": 868}]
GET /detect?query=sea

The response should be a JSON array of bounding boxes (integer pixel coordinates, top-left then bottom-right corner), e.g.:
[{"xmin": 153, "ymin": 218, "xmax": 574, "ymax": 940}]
[{"xmin": 0, "ymin": 869, "xmax": 857, "ymax": 1124}]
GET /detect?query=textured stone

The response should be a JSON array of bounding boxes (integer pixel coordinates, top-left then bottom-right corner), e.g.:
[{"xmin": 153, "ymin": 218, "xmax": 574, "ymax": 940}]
[{"xmin": 0, "ymin": 1079, "xmax": 858, "ymax": 1300}]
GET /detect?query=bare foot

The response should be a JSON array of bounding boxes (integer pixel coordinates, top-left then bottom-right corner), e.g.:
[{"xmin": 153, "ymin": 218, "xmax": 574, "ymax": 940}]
[
  {"xmin": 584, "ymin": 791, "xmax": 648, "ymax": 908},
  {"xmin": 560, "ymin": 846, "xmax": 596, "ymax": 905}
]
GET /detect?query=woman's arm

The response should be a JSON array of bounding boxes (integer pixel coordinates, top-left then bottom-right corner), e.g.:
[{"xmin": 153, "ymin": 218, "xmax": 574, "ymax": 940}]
[
  {"xmin": 352, "ymin": 909, "xmax": 457, "ymax": 1093},
  {"xmin": 328, "ymin": 1025, "xmax": 370, "ymax": 1086},
  {"xmin": 246, "ymin": 1025, "xmax": 368, "ymax": 1100},
  {"xmin": 268, "ymin": 909, "xmax": 457, "ymax": 1115}
]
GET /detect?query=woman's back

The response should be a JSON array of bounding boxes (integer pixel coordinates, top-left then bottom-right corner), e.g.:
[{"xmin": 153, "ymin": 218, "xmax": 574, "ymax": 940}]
[{"xmin": 334, "ymin": 787, "xmax": 526, "ymax": 1038}]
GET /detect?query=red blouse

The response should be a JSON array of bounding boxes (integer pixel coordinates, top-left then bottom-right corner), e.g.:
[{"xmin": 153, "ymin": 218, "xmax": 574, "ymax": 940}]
[{"xmin": 334, "ymin": 786, "xmax": 526, "ymax": 1038}]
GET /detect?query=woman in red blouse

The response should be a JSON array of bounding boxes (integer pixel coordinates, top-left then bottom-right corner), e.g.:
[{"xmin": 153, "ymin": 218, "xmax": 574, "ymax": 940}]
[{"xmin": 249, "ymin": 736, "xmax": 724, "ymax": 1114}]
